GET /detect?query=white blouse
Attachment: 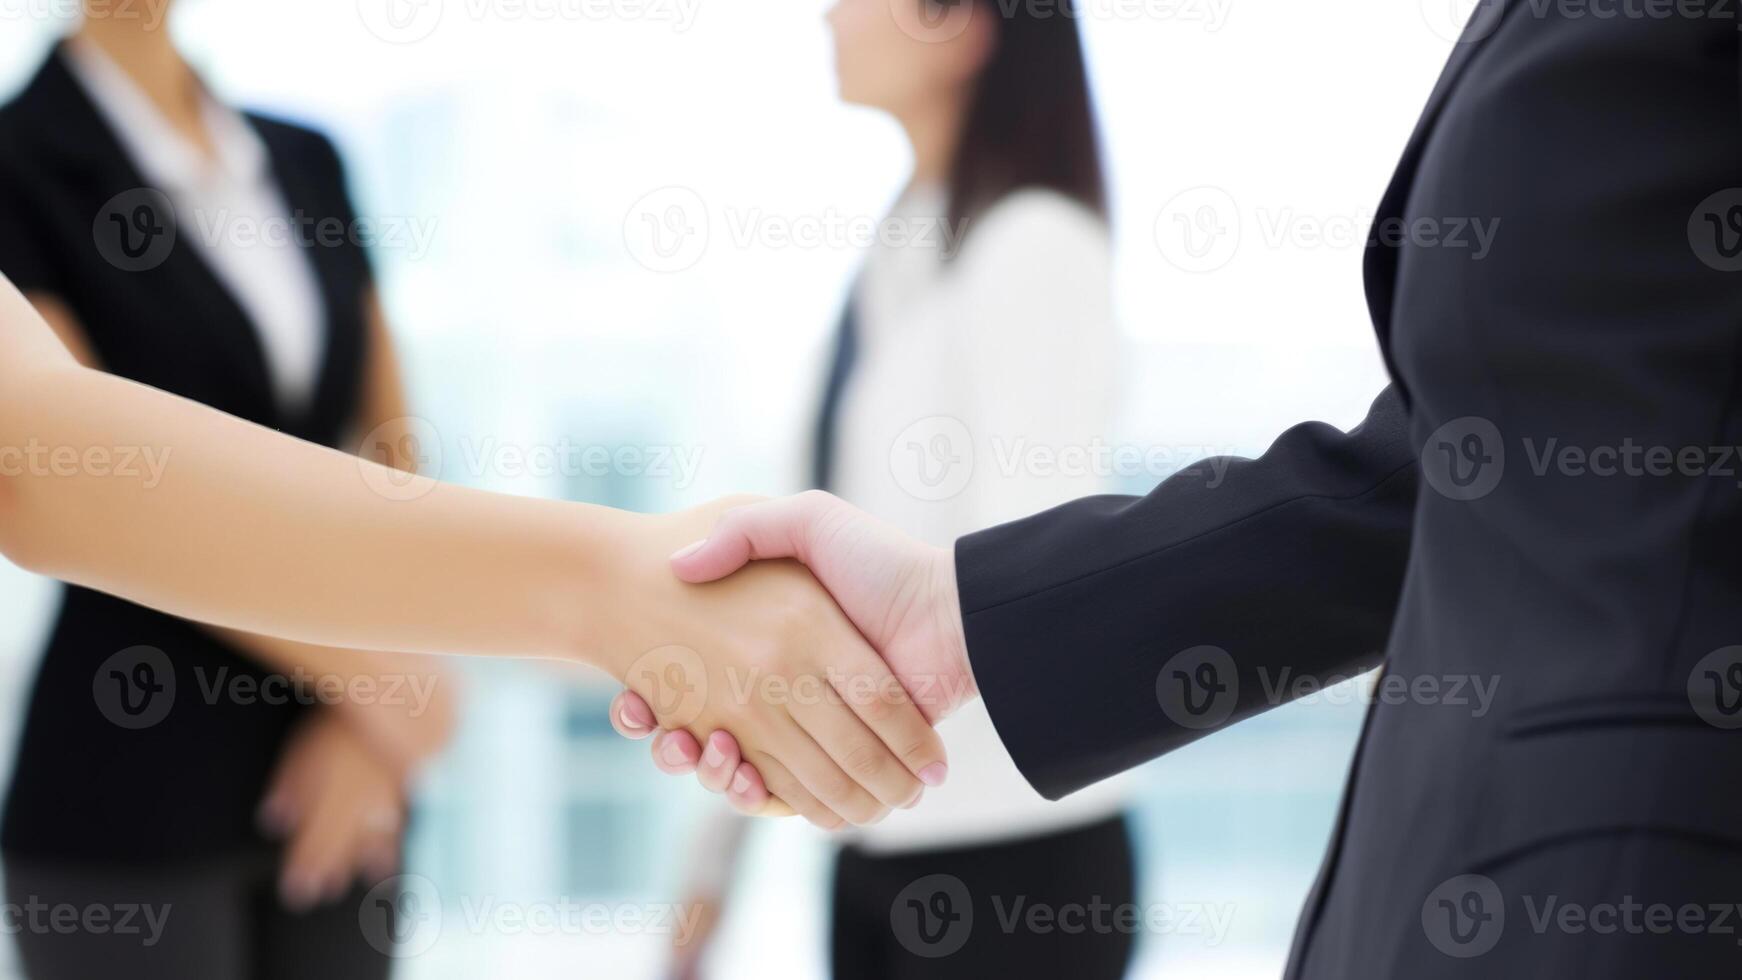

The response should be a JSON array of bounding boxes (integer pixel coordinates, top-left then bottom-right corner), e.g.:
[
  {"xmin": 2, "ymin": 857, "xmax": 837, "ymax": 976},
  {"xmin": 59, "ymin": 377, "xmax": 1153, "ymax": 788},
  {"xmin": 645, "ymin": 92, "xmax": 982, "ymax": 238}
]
[
  {"xmin": 833, "ymin": 185, "xmax": 1132, "ymax": 854},
  {"xmin": 64, "ymin": 37, "xmax": 327, "ymax": 414}
]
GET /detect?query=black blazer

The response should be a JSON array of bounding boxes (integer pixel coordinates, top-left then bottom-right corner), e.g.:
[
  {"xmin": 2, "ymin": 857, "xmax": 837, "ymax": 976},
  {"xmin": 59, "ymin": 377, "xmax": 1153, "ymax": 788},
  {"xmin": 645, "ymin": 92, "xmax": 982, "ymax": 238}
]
[
  {"xmin": 956, "ymin": 14, "xmax": 1742, "ymax": 977},
  {"xmin": 0, "ymin": 49, "xmax": 373, "ymax": 863}
]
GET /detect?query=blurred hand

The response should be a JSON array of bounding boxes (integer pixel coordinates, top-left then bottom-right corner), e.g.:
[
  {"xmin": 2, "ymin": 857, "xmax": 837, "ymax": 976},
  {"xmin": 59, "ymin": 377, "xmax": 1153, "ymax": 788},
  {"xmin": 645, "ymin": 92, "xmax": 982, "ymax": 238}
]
[
  {"xmin": 668, "ymin": 892, "xmax": 724, "ymax": 980},
  {"xmin": 260, "ymin": 714, "xmax": 406, "ymax": 911},
  {"xmin": 335, "ymin": 658, "xmax": 460, "ymax": 780},
  {"xmin": 612, "ymin": 491, "xmax": 976, "ymax": 815}
]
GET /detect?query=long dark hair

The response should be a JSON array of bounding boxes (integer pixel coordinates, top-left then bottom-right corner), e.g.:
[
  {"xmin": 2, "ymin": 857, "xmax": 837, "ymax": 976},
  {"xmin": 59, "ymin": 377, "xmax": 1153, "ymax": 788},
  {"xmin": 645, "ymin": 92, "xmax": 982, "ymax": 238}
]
[{"xmin": 941, "ymin": 0, "xmax": 1108, "ymax": 240}]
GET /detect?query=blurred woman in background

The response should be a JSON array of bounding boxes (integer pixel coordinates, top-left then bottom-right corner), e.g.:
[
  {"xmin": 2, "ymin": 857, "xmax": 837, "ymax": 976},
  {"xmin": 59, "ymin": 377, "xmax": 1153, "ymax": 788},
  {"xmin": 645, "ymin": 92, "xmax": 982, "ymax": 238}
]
[
  {"xmin": 0, "ymin": 4, "xmax": 456, "ymax": 976},
  {"xmin": 647, "ymin": 1, "xmax": 1139, "ymax": 976}
]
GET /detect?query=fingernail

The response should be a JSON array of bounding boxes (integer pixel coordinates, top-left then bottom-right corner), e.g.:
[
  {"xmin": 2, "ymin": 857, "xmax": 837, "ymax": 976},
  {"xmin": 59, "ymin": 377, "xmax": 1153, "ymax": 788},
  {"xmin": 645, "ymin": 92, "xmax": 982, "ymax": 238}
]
[
  {"xmin": 702, "ymin": 735, "xmax": 726, "ymax": 768},
  {"xmin": 901, "ymin": 790, "xmax": 924, "ymax": 810},
  {"xmin": 618, "ymin": 703, "xmax": 649, "ymax": 733},
  {"xmin": 918, "ymin": 763, "xmax": 948, "ymax": 787},
  {"xmin": 731, "ymin": 771, "xmax": 752, "ymax": 795},
  {"xmin": 670, "ymin": 539, "xmax": 707, "ymax": 561},
  {"xmin": 662, "ymin": 739, "xmax": 690, "ymax": 766}
]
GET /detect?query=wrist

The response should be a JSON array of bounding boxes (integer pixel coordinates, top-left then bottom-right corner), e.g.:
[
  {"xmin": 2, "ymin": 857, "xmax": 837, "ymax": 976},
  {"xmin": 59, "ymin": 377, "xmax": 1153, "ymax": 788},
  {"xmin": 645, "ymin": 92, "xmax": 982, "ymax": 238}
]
[
  {"xmin": 542, "ymin": 502, "xmax": 646, "ymax": 671},
  {"xmin": 340, "ymin": 670, "xmax": 458, "ymax": 778},
  {"xmin": 928, "ymin": 544, "xmax": 976, "ymax": 708},
  {"xmin": 567, "ymin": 499, "xmax": 755, "ymax": 678}
]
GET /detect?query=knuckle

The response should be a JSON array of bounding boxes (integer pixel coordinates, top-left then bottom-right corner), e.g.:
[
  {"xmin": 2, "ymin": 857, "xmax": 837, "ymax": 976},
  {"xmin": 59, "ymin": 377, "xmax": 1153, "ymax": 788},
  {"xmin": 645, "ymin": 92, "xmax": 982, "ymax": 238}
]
[
  {"xmin": 774, "ymin": 605, "xmax": 818, "ymax": 641},
  {"xmin": 714, "ymin": 512, "xmax": 750, "ymax": 542},
  {"xmin": 814, "ymin": 770, "xmax": 856, "ymax": 805},
  {"xmin": 874, "ymin": 776, "xmax": 921, "ymax": 811},
  {"xmin": 844, "ymin": 798, "xmax": 883, "ymax": 827},
  {"xmin": 742, "ymin": 644, "xmax": 784, "ymax": 679},
  {"xmin": 899, "ymin": 736, "xmax": 939, "ymax": 768},
  {"xmin": 842, "ymin": 742, "xmax": 888, "ymax": 781},
  {"xmin": 856, "ymin": 689, "xmax": 898, "ymax": 725}
]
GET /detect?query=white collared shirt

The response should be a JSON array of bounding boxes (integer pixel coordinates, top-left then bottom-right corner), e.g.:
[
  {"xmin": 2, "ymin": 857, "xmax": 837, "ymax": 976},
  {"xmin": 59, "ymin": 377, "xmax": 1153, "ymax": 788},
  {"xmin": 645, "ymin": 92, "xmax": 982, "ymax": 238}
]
[
  {"xmin": 64, "ymin": 36, "xmax": 327, "ymax": 414},
  {"xmin": 834, "ymin": 185, "xmax": 1133, "ymax": 853}
]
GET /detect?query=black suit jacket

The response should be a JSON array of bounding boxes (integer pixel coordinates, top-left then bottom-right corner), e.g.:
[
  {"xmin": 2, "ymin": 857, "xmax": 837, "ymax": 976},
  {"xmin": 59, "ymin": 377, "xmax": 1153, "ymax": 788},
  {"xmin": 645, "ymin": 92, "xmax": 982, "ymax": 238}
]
[
  {"xmin": 0, "ymin": 49, "xmax": 374, "ymax": 863},
  {"xmin": 958, "ymin": 12, "xmax": 1742, "ymax": 975}
]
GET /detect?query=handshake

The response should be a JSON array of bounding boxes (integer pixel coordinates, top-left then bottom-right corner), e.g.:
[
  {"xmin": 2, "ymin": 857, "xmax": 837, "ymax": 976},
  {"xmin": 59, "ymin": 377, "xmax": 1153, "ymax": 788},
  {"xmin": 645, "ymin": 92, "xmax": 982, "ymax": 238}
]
[{"xmin": 598, "ymin": 491, "xmax": 978, "ymax": 830}]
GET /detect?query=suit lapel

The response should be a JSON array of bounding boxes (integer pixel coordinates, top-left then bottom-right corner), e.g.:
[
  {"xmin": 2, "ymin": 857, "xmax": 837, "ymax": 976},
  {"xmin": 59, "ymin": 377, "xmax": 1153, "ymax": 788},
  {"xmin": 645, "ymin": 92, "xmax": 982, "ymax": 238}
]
[
  {"xmin": 27, "ymin": 48, "xmax": 283, "ymax": 427},
  {"xmin": 251, "ymin": 119, "xmax": 351, "ymax": 440},
  {"xmin": 1363, "ymin": 4, "xmax": 1509, "ymax": 406}
]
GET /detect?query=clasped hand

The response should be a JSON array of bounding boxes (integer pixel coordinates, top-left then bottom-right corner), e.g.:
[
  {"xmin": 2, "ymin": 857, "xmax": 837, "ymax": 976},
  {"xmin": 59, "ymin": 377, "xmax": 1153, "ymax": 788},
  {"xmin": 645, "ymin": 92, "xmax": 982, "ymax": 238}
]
[{"xmin": 607, "ymin": 492, "xmax": 976, "ymax": 829}]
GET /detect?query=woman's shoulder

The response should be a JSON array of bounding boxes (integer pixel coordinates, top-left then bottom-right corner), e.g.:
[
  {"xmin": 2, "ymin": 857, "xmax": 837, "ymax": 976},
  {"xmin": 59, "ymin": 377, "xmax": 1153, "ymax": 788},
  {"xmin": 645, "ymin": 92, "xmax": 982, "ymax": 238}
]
[
  {"xmin": 973, "ymin": 188, "xmax": 1109, "ymax": 242},
  {"xmin": 956, "ymin": 187, "xmax": 1111, "ymax": 268}
]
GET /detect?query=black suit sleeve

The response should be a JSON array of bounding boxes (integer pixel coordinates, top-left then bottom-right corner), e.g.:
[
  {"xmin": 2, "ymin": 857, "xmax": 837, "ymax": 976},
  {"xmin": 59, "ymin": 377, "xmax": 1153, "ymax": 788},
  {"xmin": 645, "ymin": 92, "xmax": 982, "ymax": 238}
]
[{"xmin": 955, "ymin": 386, "xmax": 1420, "ymax": 799}]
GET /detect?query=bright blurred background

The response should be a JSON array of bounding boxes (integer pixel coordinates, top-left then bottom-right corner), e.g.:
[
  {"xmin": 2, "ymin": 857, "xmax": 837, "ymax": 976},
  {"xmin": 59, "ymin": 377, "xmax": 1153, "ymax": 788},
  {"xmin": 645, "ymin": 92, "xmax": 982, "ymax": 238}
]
[{"xmin": 0, "ymin": 1, "xmax": 1463, "ymax": 976}]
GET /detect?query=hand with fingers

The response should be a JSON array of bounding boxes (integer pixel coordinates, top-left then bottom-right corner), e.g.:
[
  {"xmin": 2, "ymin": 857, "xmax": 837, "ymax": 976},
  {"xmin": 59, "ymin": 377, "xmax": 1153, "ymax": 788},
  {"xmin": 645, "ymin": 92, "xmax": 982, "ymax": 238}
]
[
  {"xmin": 611, "ymin": 491, "xmax": 979, "ymax": 818},
  {"xmin": 596, "ymin": 496, "xmax": 957, "ymax": 830},
  {"xmin": 259, "ymin": 713, "xmax": 407, "ymax": 911}
]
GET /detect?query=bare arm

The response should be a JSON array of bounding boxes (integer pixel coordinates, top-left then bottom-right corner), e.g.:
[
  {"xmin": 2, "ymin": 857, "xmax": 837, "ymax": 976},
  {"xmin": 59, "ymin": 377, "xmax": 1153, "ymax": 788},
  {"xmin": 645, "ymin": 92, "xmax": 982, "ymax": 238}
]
[
  {"xmin": 0, "ymin": 274, "xmax": 627, "ymax": 660},
  {"xmin": 211, "ymin": 291, "xmax": 459, "ymax": 772},
  {"xmin": 28, "ymin": 286, "xmax": 462, "ymax": 773},
  {"xmin": 0, "ymin": 275, "xmax": 949, "ymax": 827}
]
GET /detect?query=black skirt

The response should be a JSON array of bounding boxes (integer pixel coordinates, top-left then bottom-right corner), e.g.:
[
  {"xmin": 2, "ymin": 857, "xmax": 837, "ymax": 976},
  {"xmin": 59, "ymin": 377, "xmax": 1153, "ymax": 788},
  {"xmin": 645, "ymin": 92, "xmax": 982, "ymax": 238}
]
[{"xmin": 831, "ymin": 814, "xmax": 1138, "ymax": 980}]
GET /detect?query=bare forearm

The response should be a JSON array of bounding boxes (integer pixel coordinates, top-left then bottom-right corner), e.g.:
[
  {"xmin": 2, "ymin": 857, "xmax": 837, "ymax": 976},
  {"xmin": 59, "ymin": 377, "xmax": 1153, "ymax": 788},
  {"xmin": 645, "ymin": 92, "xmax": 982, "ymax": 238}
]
[
  {"xmin": 0, "ymin": 359, "xmax": 635, "ymax": 661},
  {"xmin": 0, "ymin": 278, "xmax": 948, "ymax": 827}
]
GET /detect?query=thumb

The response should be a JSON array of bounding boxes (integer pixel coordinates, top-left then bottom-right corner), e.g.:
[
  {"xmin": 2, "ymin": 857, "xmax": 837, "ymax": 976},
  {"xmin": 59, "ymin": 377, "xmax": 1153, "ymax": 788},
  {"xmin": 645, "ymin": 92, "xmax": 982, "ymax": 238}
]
[{"xmin": 669, "ymin": 496, "xmax": 818, "ymax": 583}]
